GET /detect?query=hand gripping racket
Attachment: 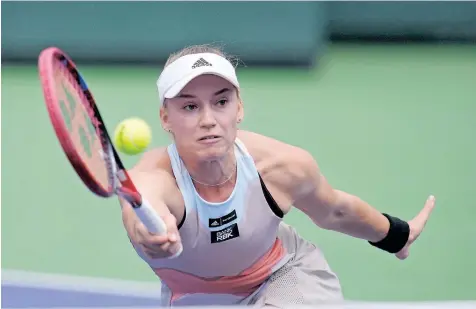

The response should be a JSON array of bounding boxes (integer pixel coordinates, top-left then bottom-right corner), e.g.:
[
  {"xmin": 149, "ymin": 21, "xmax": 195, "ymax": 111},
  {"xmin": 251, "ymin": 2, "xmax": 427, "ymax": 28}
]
[{"xmin": 38, "ymin": 47, "xmax": 182, "ymax": 258}]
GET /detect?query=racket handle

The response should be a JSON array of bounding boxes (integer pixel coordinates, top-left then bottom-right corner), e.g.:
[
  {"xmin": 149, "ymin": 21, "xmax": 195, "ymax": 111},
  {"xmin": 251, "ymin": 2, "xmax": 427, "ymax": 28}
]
[
  {"xmin": 134, "ymin": 198, "xmax": 167, "ymax": 235},
  {"xmin": 134, "ymin": 198, "xmax": 183, "ymax": 259}
]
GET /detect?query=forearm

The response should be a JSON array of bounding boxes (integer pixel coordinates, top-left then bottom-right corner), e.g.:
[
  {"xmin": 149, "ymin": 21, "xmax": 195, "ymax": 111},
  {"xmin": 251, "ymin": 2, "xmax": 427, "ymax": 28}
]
[
  {"xmin": 324, "ymin": 190, "xmax": 390, "ymax": 243},
  {"xmin": 293, "ymin": 155, "xmax": 411, "ymax": 253},
  {"xmin": 121, "ymin": 201, "xmax": 140, "ymax": 242}
]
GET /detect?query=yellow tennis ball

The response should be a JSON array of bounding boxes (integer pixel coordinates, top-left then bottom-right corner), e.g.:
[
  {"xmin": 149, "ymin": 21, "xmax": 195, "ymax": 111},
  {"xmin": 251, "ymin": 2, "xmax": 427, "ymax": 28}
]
[{"xmin": 114, "ymin": 118, "xmax": 152, "ymax": 155}]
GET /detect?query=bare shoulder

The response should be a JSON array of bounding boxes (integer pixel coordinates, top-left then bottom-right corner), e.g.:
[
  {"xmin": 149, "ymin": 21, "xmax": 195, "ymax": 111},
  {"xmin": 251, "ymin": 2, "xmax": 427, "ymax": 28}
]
[
  {"xmin": 130, "ymin": 147, "xmax": 171, "ymax": 173},
  {"xmin": 237, "ymin": 130, "xmax": 315, "ymax": 172},
  {"xmin": 237, "ymin": 130, "xmax": 317, "ymax": 213}
]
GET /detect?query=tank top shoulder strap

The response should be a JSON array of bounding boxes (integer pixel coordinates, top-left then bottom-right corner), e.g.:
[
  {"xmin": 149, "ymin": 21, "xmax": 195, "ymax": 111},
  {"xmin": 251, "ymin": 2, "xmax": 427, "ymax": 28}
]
[
  {"xmin": 235, "ymin": 138, "xmax": 283, "ymax": 218},
  {"xmin": 235, "ymin": 137, "xmax": 254, "ymax": 160},
  {"xmin": 166, "ymin": 143, "xmax": 193, "ymax": 198},
  {"xmin": 234, "ymin": 137, "xmax": 262, "ymax": 183}
]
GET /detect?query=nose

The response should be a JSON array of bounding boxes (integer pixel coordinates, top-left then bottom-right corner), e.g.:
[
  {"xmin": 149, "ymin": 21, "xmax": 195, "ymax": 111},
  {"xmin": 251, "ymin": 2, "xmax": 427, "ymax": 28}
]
[{"xmin": 199, "ymin": 105, "xmax": 217, "ymax": 129}]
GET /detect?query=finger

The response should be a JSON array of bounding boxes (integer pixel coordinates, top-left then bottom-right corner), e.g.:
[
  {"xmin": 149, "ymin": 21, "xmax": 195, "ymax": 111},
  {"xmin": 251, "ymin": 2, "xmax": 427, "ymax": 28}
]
[
  {"xmin": 163, "ymin": 215, "xmax": 181, "ymax": 243},
  {"xmin": 143, "ymin": 248, "xmax": 159, "ymax": 259},
  {"xmin": 143, "ymin": 248, "xmax": 168, "ymax": 259},
  {"xmin": 414, "ymin": 195, "xmax": 436, "ymax": 225},
  {"xmin": 395, "ymin": 247, "xmax": 409, "ymax": 260},
  {"xmin": 142, "ymin": 240, "xmax": 166, "ymax": 252},
  {"xmin": 135, "ymin": 221, "xmax": 170, "ymax": 244},
  {"xmin": 169, "ymin": 242, "xmax": 183, "ymax": 256},
  {"xmin": 144, "ymin": 241, "xmax": 179, "ymax": 258},
  {"xmin": 141, "ymin": 234, "xmax": 169, "ymax": 245},
  {"xmin": 160, "ymin": 242, "xmax": 172, "ymax": 252},
  {"xmin": 138, "ymin": 230, "xmax": 170, "ymax": 245}
]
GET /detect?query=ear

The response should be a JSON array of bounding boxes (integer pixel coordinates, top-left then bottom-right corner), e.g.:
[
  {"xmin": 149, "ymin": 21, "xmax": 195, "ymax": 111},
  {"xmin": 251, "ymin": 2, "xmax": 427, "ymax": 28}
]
[
  {"xmin": 159, "ymin": 104, "xmax": 170, "ymax": 132},
  {"xmin": 237, "ymin": 93, "xmax": 244, "ymax": 124}
]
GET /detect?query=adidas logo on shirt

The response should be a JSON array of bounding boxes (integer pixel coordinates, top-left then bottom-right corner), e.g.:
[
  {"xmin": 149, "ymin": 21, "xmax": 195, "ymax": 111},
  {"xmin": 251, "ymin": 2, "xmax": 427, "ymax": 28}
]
[
  {"xmin": 208, "ymin": 210, "xmax": 237, "ymax": 228},
  {"xmin": 192, "ymin": 58, "xmax": 212, "ymax": 69}
]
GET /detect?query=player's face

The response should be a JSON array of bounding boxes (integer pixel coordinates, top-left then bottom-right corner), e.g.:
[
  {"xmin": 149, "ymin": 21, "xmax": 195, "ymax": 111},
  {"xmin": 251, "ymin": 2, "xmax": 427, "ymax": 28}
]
[{"xmin": 160, "ymin": 75, "xmax": 243, "ymax": 161}]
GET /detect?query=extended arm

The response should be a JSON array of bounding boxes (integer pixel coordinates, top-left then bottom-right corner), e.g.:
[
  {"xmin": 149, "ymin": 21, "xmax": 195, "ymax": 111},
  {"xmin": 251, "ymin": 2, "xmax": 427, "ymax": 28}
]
[
  {"xmin": 119, "ymin": 169, "xmax": 183, "ymax": 259},
  {"xmin": 236, "ymin": 130, "xmax": 434, "ymax": 258},
  {"xmin": 292, "ymin": 150, "xmax": 435, "ymax": 258}
]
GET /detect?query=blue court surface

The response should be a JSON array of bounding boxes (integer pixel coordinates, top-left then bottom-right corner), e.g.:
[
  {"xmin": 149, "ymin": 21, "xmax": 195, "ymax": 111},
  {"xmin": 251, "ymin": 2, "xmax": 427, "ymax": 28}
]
[
  {"xmin": 2, "ymin": 269, "xmax": 476, "ymax": 309},
  {"xmin": 1, "ymin": 269, "xmax": 162, "ymax": 308}
]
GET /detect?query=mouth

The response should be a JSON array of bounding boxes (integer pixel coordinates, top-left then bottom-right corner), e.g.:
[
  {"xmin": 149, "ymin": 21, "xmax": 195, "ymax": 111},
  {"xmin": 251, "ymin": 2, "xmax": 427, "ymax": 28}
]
[
  {"xmin": 198, "ymin": 135, "xmax": 220, "ymax": 141},
  {"xmin": 198, "ymin": 135, "xmax": 221, "ymax": 142}
]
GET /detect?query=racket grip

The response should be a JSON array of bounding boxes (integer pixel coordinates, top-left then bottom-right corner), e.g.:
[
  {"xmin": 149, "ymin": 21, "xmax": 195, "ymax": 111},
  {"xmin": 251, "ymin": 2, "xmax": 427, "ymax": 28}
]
[
  {"xmin": 134, "ymin": 198, "xmax": 183, "ymax": 259},
  {"xmin": 134, "ymin": 198, "xmax": 167, "ymax": 235}
]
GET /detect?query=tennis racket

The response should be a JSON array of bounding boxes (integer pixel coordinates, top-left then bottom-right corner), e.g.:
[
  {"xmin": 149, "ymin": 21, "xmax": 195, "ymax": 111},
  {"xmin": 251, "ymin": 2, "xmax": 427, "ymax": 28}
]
[{"xmin": 38, "ymin": 47, "xmax": 182, "ymax": 258}]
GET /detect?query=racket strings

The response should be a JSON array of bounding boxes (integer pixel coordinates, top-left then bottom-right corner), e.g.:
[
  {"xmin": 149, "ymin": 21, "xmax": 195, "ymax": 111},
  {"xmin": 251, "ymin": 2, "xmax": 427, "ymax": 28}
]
[{"xmin": 55, "ymin": 59, "xmax": 111, "ymax": 190}]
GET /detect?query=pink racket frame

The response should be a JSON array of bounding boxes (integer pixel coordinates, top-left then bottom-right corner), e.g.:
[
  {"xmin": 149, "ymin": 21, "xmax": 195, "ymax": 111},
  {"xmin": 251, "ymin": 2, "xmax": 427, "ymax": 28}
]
[{"xmin": 38, "ymin": 47, "xmax": 113, "ymax": 198}]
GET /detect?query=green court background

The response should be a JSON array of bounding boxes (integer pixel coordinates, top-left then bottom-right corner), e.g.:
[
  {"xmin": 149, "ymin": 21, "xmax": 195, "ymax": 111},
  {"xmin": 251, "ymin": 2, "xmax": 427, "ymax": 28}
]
[{"xmin": 2, "ymin": 44, "xmax": 476, "ymax": 301}]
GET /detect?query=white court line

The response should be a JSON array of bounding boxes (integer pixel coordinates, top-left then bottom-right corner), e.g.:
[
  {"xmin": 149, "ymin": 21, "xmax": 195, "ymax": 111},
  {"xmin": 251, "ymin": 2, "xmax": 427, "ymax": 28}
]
[{"xmin": 1, "ymin": 269, "xmax": 162, "ymax": 299}]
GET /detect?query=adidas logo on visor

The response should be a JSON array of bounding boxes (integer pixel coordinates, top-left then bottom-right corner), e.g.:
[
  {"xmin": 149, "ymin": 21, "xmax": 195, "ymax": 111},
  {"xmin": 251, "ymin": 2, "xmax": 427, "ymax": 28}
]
[{"xmin": 192, "ymin": 58, "xmax": 212, "ymax": 69}]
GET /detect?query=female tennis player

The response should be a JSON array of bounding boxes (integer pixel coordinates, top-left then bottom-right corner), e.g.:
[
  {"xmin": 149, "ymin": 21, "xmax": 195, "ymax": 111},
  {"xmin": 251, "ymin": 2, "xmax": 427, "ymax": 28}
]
[{"xmin": 119, "ymin": 44, "xmax": 436, "ymax": 307}]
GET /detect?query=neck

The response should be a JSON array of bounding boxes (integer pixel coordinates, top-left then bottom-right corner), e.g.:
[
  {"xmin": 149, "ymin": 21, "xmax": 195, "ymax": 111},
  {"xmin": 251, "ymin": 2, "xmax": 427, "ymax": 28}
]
[{"xmin": 183, "ymin": 149, "xmax": 237, "ymax": 187}]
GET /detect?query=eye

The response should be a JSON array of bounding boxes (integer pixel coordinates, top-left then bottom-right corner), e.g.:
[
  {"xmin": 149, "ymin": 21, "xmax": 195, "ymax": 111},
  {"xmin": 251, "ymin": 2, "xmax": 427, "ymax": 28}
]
[
  {"xmin": 216, "ymin": 98, "xmax": 228, "ymax": 106},
  {"xmin": 183, "ymin": 104, "xmax": 198, "ymax": 111}
]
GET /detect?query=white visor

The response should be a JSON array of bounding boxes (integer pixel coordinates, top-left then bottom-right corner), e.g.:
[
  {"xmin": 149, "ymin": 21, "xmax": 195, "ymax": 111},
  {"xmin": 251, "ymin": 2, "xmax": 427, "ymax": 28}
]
[{"xmin": 156, "ymin": 53, "xmax": 240, "ymax": 106}]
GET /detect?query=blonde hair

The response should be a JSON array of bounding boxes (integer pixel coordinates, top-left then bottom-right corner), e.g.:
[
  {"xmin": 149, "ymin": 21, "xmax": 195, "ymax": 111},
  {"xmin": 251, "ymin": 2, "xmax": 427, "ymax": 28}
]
[{"xmin": 164, "ymin": 44, "xmax": 240, "ymax": 68}]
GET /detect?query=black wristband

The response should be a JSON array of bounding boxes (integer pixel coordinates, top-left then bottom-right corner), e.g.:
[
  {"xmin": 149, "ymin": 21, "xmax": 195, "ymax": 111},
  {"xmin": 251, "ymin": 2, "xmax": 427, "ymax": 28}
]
[{"xmin": 368, "ymin": 213, "xmax": 410, "ymax": 253}]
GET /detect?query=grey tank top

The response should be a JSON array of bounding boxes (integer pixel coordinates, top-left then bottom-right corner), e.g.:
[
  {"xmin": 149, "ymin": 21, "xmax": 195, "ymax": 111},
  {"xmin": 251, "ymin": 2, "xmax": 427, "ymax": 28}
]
[{"xmin": 132, "ymin": 138, "xmax": 293, "ymax": 306}]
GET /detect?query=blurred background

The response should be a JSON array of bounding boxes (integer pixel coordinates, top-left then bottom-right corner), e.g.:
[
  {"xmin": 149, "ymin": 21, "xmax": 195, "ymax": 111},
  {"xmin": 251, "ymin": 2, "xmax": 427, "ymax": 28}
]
[{"xmin": 2, "ymin": 1, "xmax": 476, "ymax": 308}]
